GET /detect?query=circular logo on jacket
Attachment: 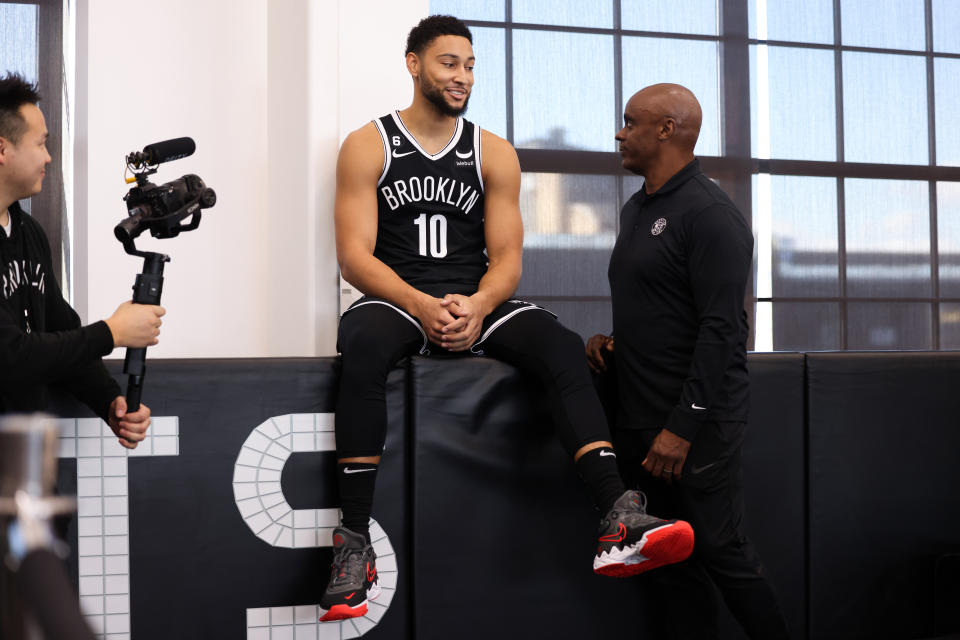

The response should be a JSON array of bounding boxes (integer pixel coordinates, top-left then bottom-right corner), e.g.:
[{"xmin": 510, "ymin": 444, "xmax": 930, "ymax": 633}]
[{"xmin": 651, "ymin": 218, "xmax": 668, "ymax": 235}]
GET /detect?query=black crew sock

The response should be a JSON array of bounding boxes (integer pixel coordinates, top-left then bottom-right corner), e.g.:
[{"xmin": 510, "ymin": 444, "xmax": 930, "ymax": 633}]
[
  {"xmin": 337, "ymin": 462, "xmax": 378, "ymax": 543},
  {"xmin": 575, "ymin": 447, "xmax": 626, "ymax": 515}
]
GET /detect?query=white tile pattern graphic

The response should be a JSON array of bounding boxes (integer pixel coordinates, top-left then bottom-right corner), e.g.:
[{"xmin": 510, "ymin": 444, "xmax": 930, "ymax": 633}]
[
  {"xmin": 235, "ymin": 414, "xmax": 397, "ymax": 638},
  {"xmin": 58, "ymin": 415, "xmax": 180, "ymax": 640}
]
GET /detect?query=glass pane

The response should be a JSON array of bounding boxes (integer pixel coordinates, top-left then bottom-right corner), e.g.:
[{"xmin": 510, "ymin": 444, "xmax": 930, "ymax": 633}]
[
  {"xmin": 621, "ymin": 37, "xmax": 720, "ymax": 156},
  {"xmin": 516, "ymin": 173, "xmax": 617, "ymax": 297},
  {"xmin": 941, "ymin": 303, "xmax": 960, "ymax": 350},
  {"xmin": 749, "ymin": 0, "xmax": 834, "ymax": 43},
  {"xmin": 622, "ymin": 0, "xmax": 717, "ymax": 35},
  {"xmin": 845, "ymin": 178, "xmax": 931, "ymax": 298},
  {"xmin": 0, "ymin": 3, "xmax": 38, "ymax": 80},
  {"xmin": 468, "ymin": 27, "xmax": 507, "ymax": 139},
  {"xmin": 933, "ymin": 0, "xmax": 960, "ymax": 54},
  {"xmin": 841, "ymin": 0, "xmax": 926, "ymax": 51},
  {"xmin": 429, "ymin": 0, "xmax": 505, "ymax": 21},
  {"xmin": 773, "ymin": 302, "xmax": 841, "ymax": 351},
  {"xmin": 938, "ymin": 182, "xmax": 960, "ymax": 298},
  {"xmin": 935, "ymin": 58, "xmax": 960, "ymax": 167},
  {"xmin": 753, "ymin": 175, "xmax": 839, "ymax": 297},
  {"xmin": 527, "ymin": 299, "xmax": 613, "ymax": 343},
  {"xmin": 513, "ymin": 30, "xmax": 615, "ymax": 151},
  {"xmin": 513, "ymin": 0, "xmax": 613, "ymax": 28},
  {"xmin": 750, "ymin": 45, "xmax": 836, "ymax": 160},
  {"xmin": 848, "ymin": 302, "xmax": 932, "ymax": 350},
  {"xmin": 843, "ymin": 52, "xmax": 928, "ymax": 165}
]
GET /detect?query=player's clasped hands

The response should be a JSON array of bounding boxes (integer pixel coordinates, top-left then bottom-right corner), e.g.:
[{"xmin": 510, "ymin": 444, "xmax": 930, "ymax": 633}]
[{"xmin": 439, "ymin": 294, "xmax": 483, "ymax": 351}]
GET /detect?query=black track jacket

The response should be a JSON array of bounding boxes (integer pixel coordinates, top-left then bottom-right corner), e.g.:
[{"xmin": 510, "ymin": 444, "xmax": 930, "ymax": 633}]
[
  {"xmin": 0, "ymin": 201, "xmax": 119, "ymax": 420},
  {"xmin": 609, "ymin": 159, "xmax": 752, "ymax": 441}
]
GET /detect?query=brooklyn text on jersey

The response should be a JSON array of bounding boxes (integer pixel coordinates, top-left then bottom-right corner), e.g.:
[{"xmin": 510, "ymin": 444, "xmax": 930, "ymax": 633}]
[{"xmin": 379, "ymin": 176, "xmax": 481, "ymax": 215}]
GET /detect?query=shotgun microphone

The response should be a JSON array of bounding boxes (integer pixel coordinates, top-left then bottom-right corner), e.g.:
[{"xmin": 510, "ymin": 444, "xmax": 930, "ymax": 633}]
[{"xmin": 126, "ymin": 137, "xmax": 196, "ymax": 168}]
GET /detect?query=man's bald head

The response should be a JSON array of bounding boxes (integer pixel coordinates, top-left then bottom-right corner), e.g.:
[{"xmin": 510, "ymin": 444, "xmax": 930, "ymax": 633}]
[
  {"xmin": 616, "ymin": 83, "xmax": 702, "ymax": 189},
  {"xmin": 627, "ymin": 83, "xmax": 702, "ymax": 152}
]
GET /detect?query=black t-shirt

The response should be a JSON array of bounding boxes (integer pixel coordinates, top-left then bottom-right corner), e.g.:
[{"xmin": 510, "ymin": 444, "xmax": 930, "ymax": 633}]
[
  {"xmin": 372, "ymin": 112, "xmax": 488, "ymax": 298},
  {"xmin": 608, "ymin": 159, "xmax": 752, "ymax": 440}
]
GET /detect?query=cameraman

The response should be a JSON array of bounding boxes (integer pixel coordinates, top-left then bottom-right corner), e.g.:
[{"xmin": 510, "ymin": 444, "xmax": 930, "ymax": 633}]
[{"xmin": 0, "ymin": 73, "xmax": 164, "ymax": 448}]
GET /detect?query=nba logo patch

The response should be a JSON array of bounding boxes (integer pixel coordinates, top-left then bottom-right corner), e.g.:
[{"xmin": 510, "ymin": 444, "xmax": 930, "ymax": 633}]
[{"xmin": 651, "ymin": 218, "xmax": 667, "ymax": 236}]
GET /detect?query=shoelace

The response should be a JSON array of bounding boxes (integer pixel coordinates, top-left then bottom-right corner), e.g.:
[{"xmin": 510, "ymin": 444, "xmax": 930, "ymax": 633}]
[
  {"xmin": 329, "ymin": 546, "xmax": 364, "ymax": 586},
  {"xmin": 633, "ymin": 490, "xmax": 648, "ymax": 513}
]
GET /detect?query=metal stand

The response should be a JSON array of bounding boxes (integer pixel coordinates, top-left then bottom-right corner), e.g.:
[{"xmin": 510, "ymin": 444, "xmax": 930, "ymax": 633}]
[
  {"xmin": 0, "ymin": 415, "xmax": 82, "ymax": 640},
  {"xmin": 122, "ymin": 251, "xmax": 170, "ymax": 412}
]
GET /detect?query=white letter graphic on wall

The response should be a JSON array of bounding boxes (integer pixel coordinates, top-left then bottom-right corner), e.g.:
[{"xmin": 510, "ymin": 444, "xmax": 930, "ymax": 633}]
[
  {"xmin": 233, "ymin": 413, "xmax": 396, "ymax": 638},
  {"xmin": 57, "ymin": 415, "xmax": 181, "ymax": 639}
]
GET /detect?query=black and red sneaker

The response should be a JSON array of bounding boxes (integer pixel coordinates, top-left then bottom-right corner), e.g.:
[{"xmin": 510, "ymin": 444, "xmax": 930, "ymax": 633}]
[
  {"xmin": 593, "ymin": 490, "xmax": 694, "ymax": 577},
  {"xmin": 319, "ymin": 527, "xmax": 381, "ymax": 622}
]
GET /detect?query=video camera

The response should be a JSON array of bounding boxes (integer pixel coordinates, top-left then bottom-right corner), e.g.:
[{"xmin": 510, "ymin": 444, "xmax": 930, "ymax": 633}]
[{"xmin": 114, "ymin": 137, "xmax": 217, "ymax": 257}]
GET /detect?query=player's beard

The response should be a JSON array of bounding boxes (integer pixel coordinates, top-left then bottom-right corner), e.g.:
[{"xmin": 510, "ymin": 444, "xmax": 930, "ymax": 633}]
[{"xmin": 421, "ymin": 77, "xmax": 470, "ymax": 117}]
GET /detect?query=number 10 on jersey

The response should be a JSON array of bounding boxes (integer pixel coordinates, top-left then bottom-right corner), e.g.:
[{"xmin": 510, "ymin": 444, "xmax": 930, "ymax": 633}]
[{"xmin": 414, "ymin": 213, "xmax": 448, "ymax": 258}]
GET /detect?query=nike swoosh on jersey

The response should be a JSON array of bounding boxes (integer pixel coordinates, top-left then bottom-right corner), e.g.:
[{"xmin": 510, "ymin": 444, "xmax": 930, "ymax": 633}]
[
  {"xmin": 691, "ymin": 403, "xmax": 707, "ymax": 410},
  {"xmin": 392, "ymin": 149, "xmax": 416, "ymax": 158},
  {"xmin": 455, "ymin": 149, "xmax": 473, "ymax": 159},
  {"xmin": 599, "ymin": 450, "xmax": 617, "ymax": 457},
  {"xmin": 690, "ymin": 462, "xmax": 718, "ymax": 475},
  {"xmin": 343, "ymin": 467, "xmax": 377, "ymax": 474}
]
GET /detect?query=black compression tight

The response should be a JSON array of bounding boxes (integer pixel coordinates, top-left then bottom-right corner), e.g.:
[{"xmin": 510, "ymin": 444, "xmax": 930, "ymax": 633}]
[{"xmin": 334, "ymin": 302, "xmax": 612, "ymax": 459}]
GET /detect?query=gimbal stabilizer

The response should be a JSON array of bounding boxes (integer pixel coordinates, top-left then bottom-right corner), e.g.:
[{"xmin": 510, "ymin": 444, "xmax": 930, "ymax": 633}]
[{"xmin": 115, "ymin": 137, "xmax": 217, "ymax": 411}]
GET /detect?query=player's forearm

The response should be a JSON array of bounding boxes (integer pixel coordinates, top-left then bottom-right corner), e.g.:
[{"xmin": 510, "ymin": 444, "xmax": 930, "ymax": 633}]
[
  {"xmin": 339, "ymin": 251, "xmax": 430, "ymax": 314},
  {"xmin": 471, "ymin": 252, "xmax": 521, "ymax": 316}
]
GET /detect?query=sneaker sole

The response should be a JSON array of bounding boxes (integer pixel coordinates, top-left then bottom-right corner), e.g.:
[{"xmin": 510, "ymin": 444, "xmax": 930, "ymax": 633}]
[
  {"xmin": 319, "ymin": 580, "xmax": 380, "ymax": 622},
  {"xmin": 593, "ymin": 520, "xmax": 694, "ymax": 578},
  {"xmin": 320, "ymin": 601, "xmax": 368, "ymax": 622}
]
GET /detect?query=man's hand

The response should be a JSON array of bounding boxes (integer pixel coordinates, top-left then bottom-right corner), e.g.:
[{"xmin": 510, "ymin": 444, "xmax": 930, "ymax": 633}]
[
  {"xmin": 439, "ymin": 294, "xmax": 488, "ymax": 352},
  {"xmin": 105, "ymin": 301, "xmax": 165, "ymax": 348},
  {"xmin": 107, "ymin": 396, "xmax": 151, "ymax": 449},
  {"xmin": 412, "ymin": 295, "xmax": 458, "ymax": 345},
  {"xmin": 586, "ymin": 334, "xmax": 614, "ymax": 373},
  {"xmin": 642, "ymin": 428, "xmax": 691, "ymax": 483}
]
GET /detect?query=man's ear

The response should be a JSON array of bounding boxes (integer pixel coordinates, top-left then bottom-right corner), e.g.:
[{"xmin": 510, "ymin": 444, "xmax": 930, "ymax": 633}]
[
  {"xmin": 0, "ymin": 137, "xmax": 8, "ymax": 165},
  {"xmin": 658, "ymin": 117, "xmax": 677, "ymax": 140},
  {"xmin": 406, "ymin": 51, "xmax": 420, "ymax": 79}
]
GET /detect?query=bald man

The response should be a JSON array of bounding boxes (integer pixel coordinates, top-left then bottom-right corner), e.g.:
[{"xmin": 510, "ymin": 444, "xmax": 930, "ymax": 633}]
[{"xmin": 586, "ymin": 84, "xmax": 790, "ymax": 638}]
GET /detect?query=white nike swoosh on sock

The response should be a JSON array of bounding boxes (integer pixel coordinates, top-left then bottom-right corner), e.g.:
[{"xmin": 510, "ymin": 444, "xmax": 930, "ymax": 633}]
[{"xmin": 343, "ymin": 467, "xmax": 377, "ymax": 474}]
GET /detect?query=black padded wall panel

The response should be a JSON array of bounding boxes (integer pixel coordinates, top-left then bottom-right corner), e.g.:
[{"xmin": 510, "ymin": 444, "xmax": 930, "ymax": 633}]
[
  {"xmin": 719, "ymin": 353, "xmax": 806, "ymax": 640},
  {"xmin": 408, "ymin": 356, "xmax": 658, "ymax": 639},
  {"xmin": 807, "ymin": 352, "xmax": 960, "ymax": 639}
]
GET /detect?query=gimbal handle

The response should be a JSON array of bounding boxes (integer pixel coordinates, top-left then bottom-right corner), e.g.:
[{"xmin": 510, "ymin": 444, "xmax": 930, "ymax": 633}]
[{"xmin": 123, "ymin": 251, "xmax": 169, "ymax": 412}]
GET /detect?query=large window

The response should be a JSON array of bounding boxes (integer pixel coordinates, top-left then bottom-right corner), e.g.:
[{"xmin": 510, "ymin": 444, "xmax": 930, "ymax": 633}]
[
  {"xmin": 1, "ymin": 0, "xmax": 68, "ymax": 291},
  {"xmin": 432, "ymin": 0, "xmax": 960, "ymax": 350}
]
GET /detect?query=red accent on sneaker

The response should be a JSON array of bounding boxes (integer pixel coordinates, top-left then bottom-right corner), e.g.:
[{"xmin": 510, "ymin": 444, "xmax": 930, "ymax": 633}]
[
  {"xmin": 594, "ymin": 520, "xmax": 695, "ymax": 578},
  {"xmin": 320, "ymin": 602, "xmax": 368, "ymax": 622},
  {"xmin": 344, "ymin": 592, "xmax": 355, "ymax": 600},
  {"xmin": 366, "ymin": 563, "xmax": 377, "ymax": 582},
  {"xmin": 333, "ymin": 534, "xmax": 344, "ymax": 546},
  {"xmin": 598, "ymin": 522, "xmax": 627, "ymax": 543}
]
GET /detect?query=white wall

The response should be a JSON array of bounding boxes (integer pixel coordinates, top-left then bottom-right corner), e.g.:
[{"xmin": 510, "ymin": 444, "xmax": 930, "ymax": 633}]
[{"xmin": 75, "ymin": 0, "xmax": 428, "ymax": 358}]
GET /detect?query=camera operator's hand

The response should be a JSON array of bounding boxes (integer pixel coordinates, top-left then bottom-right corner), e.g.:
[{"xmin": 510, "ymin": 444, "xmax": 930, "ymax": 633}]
[
  {"xmin": 105, "ymin": 301, "xmax": 165, "ymax": 348},
  {"xmin": 107, "ymin": 396, "xmax": 151, "ymax": 449}
]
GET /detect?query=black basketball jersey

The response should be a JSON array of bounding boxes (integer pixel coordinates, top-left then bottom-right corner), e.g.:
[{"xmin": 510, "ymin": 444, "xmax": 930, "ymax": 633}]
[{"xmin": 373, "ymin": 111, "xmax": 487, "ymax": 298}]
